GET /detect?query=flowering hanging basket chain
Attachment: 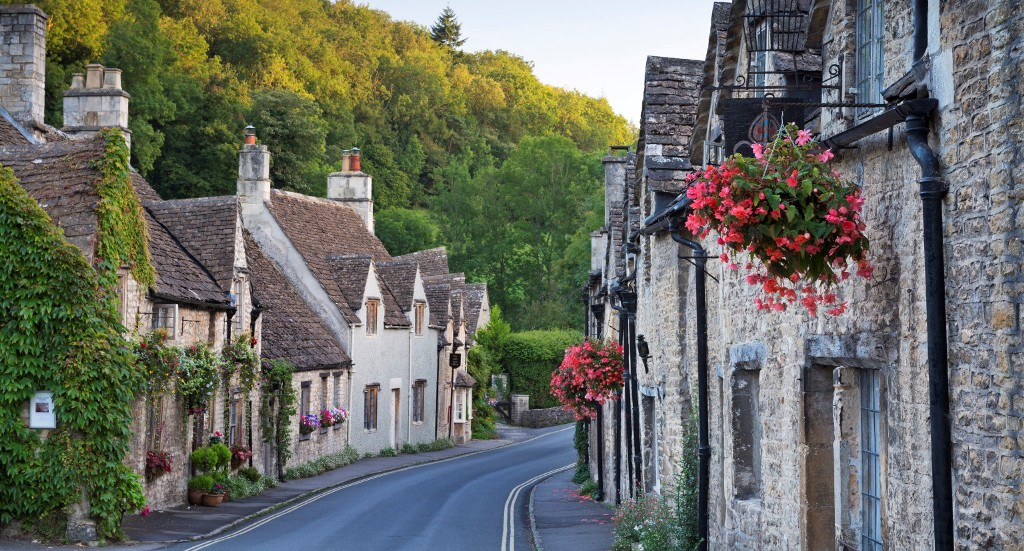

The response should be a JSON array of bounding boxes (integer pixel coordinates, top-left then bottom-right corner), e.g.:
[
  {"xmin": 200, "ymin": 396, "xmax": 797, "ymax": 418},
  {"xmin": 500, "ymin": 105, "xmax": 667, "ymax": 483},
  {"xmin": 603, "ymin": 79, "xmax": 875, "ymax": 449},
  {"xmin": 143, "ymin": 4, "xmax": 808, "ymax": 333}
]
[
  {"xmin": 684, "ymin": 123, "xmax": 874, "ymax": 315},
  {"xmin": 550, "ymin": 339, "xmax": 624, "ymax": 420}
]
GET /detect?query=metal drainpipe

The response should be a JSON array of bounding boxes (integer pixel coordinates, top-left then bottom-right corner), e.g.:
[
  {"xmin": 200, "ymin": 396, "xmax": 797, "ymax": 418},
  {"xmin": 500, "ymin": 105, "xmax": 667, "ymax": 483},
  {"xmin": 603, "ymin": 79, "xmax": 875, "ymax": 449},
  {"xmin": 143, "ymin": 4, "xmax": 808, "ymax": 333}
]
[
  {"xmin": 610, "ymin": 291, "xmax": 626, "ymax": 505},
  {"xmin": 624, "ymin": 296, "xmax": 644, "ymax": 495},
  {"xmin": 909, "ymin": 1, "xmax": 953, "ymax": 548},
  {"xmin": 668, "ymin": 217, "xmax": 710, "ymax": 551}
]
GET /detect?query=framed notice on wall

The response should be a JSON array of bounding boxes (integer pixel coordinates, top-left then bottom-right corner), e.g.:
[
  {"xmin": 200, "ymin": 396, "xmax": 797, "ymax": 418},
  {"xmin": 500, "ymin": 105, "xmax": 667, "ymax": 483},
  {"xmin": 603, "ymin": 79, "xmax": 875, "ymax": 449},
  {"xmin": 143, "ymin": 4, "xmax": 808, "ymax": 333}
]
[{"xmin": 29, "ymin": 391, "xmax": 56, "ymax": 429}]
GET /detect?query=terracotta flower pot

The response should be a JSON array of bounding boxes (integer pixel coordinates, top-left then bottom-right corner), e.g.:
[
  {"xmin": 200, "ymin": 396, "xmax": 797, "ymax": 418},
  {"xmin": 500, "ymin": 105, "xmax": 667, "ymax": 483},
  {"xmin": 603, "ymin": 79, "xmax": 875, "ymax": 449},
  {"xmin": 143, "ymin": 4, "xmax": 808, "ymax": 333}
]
[
  {"xmin": 188, "ymin": 489, "xmax": 204, "ymax": 506},
  {"xmin": 201, "ymin": 493, "xmax": 225, "ymax": 507}
]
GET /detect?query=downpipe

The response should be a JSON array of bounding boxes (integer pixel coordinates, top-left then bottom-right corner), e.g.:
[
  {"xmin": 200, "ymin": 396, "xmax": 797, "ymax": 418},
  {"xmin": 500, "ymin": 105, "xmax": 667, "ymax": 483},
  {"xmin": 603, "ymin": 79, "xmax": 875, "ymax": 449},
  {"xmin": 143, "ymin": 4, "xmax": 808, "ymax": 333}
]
[
  {"xmin": 910, "ymin": 0, "xmax": 953, "ymax": 547},
  {"xmin": 669, "ymin": 217, "xmax": 710, "ymax": 551}
]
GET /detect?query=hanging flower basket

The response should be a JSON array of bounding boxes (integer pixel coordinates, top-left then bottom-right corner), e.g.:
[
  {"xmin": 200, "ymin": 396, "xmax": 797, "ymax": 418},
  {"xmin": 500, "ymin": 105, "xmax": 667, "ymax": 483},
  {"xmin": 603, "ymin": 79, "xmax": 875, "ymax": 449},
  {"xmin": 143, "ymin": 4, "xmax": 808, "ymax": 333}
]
[
  {"xmin": 684, "ymin": 122, "xmax": 874, "ymax": 315},
  {"xmin": 144, "ymin": 450, "xmax": 173, "ymax": 481},
  {"xmin": 550, "ymin": 340, "xmax": 624, "ymax": 420}
]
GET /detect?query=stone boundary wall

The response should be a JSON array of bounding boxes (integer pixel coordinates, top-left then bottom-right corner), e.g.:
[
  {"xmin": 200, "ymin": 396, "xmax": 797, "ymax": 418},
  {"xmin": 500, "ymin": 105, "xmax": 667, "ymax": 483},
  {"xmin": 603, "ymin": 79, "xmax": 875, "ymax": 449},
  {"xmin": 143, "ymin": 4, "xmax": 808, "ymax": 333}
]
[{"xmin": 510, "ymin": 394, "xmax": 575, "ymax": 428}]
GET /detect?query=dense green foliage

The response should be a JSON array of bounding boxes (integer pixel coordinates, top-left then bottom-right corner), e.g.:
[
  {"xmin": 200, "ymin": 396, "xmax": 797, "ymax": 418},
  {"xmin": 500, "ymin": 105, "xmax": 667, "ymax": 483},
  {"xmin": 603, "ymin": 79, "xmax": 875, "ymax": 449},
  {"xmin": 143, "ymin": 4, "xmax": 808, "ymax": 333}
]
[
  {"xmin": 501, "ymin": 329, "xmax": 582, "ymax": 408},
  {"xmin": 36, "ymin": 0, "xmax": 631, "ymax": 331},
  {"xmin": 259, "ymin": 359, "xmax": 297, "ymax": 478},
  {"xmin": 0, "ymin": 166, "xmax": 145, "ymax": 538},
  {"xmin": 375, "ymin": 208, "xmax": 441, "ymax": 257},
  {"xmin": 282, "ymin": 447, "xmax": 360, "ymax": 480}
]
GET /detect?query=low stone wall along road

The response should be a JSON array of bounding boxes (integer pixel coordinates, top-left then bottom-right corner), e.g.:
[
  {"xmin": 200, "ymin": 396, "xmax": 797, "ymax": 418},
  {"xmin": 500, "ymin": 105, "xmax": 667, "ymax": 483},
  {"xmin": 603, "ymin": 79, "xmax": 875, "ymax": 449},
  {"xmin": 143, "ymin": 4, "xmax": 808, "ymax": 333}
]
[{"xmin": 162, "ymin": 426, "xmax": 575, "ymax": 551}]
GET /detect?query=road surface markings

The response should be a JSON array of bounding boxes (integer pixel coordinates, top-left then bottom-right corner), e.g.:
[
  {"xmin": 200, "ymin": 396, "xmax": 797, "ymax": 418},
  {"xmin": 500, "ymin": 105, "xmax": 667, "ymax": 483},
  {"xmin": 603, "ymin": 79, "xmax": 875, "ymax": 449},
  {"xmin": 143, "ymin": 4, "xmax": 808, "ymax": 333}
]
[
  {"xmin": 500, "ymin": 463, "xmax": 573, "ymax": 551},
  {"xmin": 184, "ymin": 425, "xmax": 573, "ymax": 551}
]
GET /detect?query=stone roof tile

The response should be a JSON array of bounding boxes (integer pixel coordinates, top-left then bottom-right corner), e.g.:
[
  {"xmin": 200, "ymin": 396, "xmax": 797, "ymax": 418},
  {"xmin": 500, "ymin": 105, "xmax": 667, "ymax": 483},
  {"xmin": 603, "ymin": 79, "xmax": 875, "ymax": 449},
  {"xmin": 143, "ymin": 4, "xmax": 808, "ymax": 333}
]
[{"xmin": 147, "ymin": 196, "xmax": 239, "ymax": 292}]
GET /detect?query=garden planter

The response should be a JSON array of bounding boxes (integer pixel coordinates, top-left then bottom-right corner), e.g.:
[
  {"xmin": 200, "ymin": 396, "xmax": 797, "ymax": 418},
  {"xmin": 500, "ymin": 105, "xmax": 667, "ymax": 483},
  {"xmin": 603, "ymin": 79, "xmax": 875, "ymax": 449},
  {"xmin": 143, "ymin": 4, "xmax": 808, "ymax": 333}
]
[
  {"xmin": 188, "ymin": 489, "xmax": 204, "ymax": 506},
  {"xmin": 201, "ymin": 493, "xmax": 224, "ymax": 507}
]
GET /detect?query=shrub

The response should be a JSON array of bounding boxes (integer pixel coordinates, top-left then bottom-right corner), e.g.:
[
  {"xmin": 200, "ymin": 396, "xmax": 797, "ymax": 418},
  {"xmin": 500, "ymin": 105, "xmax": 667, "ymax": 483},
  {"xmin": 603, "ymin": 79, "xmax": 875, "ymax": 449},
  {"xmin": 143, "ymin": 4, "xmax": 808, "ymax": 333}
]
[
  {"xmin": 282, "ymin": 447, "xmax": 360, "ymax": 481},
  {"xmin": 579, "ymin": 479, "xmax": 598, "ymax": 497},
  {"xmin": 211, "ymin": 443, "xmax": 232, "ymax": 470},
  {"xmin": 400, "ymin": 443, "xmax": 418, "ymax": 454},
  {"xmin": 222, "ymin": 472, "xmax": 278, "ymax": 500},
  {"xmin": 378, "ymin": 447, "xmax": 397, "ymax": 457},
  {"xmin": 415, "ymin": 442, "xmax": 433, "ymax": 453},
  {"xmin": 190, "ymin": 447, "xmax": 214, "ymax": 472},
  {"xmin": 612, "ymin": 493, "xmax": 675, "ymax": 551},
  {"xmin": 238, "ymin": 467, "xmax": 262, "ymax": 483},
  {"xmin": 501, "ymin": 330, "xmax": 582, "ymax": 408},
  {"xmin": 429, "ymin": 438, "xmax": 454, "ymax": 451},
  {"xmin": 188, "ymin": 475, "xmax": 213, "ymax": 493}
]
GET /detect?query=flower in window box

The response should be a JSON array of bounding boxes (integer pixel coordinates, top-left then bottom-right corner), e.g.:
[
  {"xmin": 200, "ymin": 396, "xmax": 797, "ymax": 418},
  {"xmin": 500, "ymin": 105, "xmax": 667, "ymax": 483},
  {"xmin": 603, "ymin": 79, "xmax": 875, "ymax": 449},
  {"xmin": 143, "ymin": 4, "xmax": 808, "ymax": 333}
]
[
  {"xmin": 684, "ymin": 122, "xmax": 873, "ymax": 316},
  {"xmin": 320, "ymin": 407, "xmax": 348, "ymax": 427},
  {"xmin": 299, "ymin": 414, "xmax": 320, "ymax": 435}
]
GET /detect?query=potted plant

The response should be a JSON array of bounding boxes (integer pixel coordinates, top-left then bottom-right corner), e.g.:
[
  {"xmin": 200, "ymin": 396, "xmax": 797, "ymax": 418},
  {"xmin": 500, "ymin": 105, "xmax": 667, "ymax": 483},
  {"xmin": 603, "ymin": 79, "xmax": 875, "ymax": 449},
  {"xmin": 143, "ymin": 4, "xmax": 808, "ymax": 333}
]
[
  {"xmin": 145, "ymin": 450, "xmax": 173, "ymax": 482},
  {"xmin": 211, "ymin": 443, "xmax": 232, "ymax": 470},
  {"xmin": 550, "ymin": 339, "xmax": 625, "ymax": 419},
  {"xmin": 202, "ymin": 483, "xmax": 226, "ymax": 507},
  {"xmin": 190, "ymin": 446, "xmax": 215, "ymax": 472},
  {"xmin": 187, "ymin": 475, "xmax": 212, "ymax": 506},
  {"xmin": 208, "ymin": 431, "xmax": 224, "ymax": 445},
  {"xmin": 230, "ymin": 444, "xmax": 253, "ymax": 469},
  {"xmin": 684, "ymin": 122, "xmax": 873, "ymax": 315}
]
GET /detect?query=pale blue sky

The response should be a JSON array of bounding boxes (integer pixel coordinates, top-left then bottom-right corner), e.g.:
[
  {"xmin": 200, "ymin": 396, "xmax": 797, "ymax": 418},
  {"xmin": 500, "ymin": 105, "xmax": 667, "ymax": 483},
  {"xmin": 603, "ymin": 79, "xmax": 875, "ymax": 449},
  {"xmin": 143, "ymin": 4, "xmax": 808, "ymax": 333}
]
[{"xmin": 358, "ymin": 1, "xmax": 721, "ymax": 125}]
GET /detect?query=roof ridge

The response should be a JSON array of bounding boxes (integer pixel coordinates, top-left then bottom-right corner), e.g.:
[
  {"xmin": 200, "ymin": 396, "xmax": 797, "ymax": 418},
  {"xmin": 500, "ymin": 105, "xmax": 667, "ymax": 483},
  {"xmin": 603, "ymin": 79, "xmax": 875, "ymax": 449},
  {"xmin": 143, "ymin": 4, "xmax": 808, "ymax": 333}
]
[{"xmin": 144, "ymin": 202, "xmax": 226, "ymax": 298}]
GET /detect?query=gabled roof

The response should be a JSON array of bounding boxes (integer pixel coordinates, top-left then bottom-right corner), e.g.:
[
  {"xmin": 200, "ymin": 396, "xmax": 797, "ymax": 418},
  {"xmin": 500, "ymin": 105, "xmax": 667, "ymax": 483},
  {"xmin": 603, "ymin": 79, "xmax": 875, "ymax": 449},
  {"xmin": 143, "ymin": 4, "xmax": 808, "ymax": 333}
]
[
  {"xmin": 394, "ymin": 247, "xmax": 449, "ymax": 278},
  {"xmin": 0, "ymin": 136, "xmax": 229, "ymax": 309},
  {"xmin": 244, "ymin": 231, "xmax": 350, "ymax": 371},
  {"xmin": 454, "ymin": 371, "xmax": 477, "ymax": 387},
  {"xmin": 147, "ymin": 196, "xmax": 239, "ymax": 292},
  {"xmin": 423, "ymin": 279, "xmax": 451, "ymax": 329},
  {"xmin": 375, "ymin": 261, "xmax": 418, "ymax": 311},
  {"xmin": 145, "ymin": 208, "xmax": 231, "ymax": 307},
  {"xmin": 465, "ymin": 283, "xmax": 488, "ymax": 338},
  {"xmin": 266, "ymin": 189, "xmax": 405, "ymax": 326},
  {"xmin": 324, "ymin": 255, "xmax": 410, "ymax": 328}
]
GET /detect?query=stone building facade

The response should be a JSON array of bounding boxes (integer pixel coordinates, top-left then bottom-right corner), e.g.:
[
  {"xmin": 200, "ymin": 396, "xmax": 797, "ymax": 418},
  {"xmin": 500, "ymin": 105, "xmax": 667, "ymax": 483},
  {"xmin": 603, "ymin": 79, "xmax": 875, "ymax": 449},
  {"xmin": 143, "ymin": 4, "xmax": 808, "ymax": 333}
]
[{"xmin": 590, "ymin": 1, "xmax": 1024, "ymax": 550}]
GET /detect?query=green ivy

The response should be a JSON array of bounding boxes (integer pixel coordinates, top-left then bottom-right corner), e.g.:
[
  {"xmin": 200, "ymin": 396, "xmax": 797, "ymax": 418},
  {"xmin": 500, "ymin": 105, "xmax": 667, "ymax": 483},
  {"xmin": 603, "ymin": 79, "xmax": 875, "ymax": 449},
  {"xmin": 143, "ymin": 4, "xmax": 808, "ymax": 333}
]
[
  {"xmin": 0, "ymin": 167, "xmax": 145, "ymax": 539},
  {"xmin": 177, "ymin": 343, "xmax": 221, "ymax": 416},
  {"xmin": 92, "ymin": 128, "xmax": 155, "ymax": 289},
  {"xmin": 259, "ymin": 359, "xmax": 297, "ymax": 478},
  {"xmin": 221, "ymin": 333, "xmax": 260, "ymax": 435}
]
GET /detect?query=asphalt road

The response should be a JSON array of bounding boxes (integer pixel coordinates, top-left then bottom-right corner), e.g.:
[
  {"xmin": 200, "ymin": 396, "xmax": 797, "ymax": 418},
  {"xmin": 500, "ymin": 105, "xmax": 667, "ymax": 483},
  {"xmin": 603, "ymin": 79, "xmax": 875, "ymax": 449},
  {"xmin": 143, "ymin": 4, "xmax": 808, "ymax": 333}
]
[{"xmin": 160, "ymin": 426, "xmax": 575, "ymax": 551}]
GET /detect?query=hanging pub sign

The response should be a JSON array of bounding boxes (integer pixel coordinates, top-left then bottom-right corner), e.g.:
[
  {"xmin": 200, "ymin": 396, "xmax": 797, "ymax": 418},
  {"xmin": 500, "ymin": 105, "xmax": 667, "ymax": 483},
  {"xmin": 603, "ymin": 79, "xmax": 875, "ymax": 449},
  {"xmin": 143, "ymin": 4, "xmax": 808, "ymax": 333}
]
[
  {"xmin": 722, "ymin": 97, "xmax": 808, "ymax": 158},
  {"xmin": 449, "ymin": 352, "xmax": 462, "ymax": 369},
  {"xmin": 29, "ymin": 391, "xmax": 56, "ymax": 429}
]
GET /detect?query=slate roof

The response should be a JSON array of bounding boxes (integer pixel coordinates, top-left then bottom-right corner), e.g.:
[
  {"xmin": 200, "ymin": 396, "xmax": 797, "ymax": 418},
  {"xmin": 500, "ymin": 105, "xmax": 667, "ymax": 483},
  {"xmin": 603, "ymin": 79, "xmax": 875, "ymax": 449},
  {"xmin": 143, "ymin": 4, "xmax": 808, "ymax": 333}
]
[
  {"xmin": 423, "ymin": 279, "xmax": 451, "ymax": 329},
  {"xmin": 0, "ymin": 135, "xmax": 229, "ymax": 309},
  {"xmin": 267, "ymin": 190, "xmax": 410, "ymax": 327},
  {"xmin": 323, "ymin": 255, "xmax": 409, "ymax": 328},
  {"xmin": 148, "ymin": 196, "xmax": 239, "ymax": 292},
  {"xmin": 394, "ymin": 247, "xmax": 449, "ymax": 278},
  {"xmin": 376, "ymin": 261, "xmax": 418, "ymax": 311},
  {"xmin": 465, "ymin": 283, "xmax": 488, "ymax": 339},
  {"xmin": 454, "ymin": 371, "xmax": 477, "ymax": 387},
  {"xmin": 145, "ymin": 208, "xmax": 231, "ymax": 307},
  {"xmin": 0, "ymin": 109, "xmax": 31, "ymax": 146},
  {"xmin": 637, "ymin": 56, "xmax": 704, "ymax": 194},
  {"xmin": 244, "ymin": 231, "xmax": 350, "ymax": 371}
]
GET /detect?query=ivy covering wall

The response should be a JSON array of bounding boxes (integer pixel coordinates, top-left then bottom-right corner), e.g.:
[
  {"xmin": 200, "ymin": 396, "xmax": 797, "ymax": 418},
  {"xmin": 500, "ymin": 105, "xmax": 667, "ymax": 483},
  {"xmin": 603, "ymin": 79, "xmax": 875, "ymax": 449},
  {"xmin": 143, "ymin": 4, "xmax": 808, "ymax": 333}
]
[{"xmin": 0, "ymin": 131, "xmax": 151, "ymax": 539}]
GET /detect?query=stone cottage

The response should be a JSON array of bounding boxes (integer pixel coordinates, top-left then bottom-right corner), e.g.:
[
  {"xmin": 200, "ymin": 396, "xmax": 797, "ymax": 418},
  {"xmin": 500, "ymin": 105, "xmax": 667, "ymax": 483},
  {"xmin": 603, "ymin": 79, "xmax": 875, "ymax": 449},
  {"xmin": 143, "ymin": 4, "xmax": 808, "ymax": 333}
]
[{"xmin": 589, "ymin": 0, "xmax": 1024, "ymax": 550}]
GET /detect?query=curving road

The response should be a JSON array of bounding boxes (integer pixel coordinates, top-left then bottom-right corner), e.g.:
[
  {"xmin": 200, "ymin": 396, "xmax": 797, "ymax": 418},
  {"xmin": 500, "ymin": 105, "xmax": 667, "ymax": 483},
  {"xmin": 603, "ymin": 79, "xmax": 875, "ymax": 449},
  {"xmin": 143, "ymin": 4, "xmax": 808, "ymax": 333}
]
[{"xmin": 162, "ymin": 426, "xmax": 575, "ymax": 551}]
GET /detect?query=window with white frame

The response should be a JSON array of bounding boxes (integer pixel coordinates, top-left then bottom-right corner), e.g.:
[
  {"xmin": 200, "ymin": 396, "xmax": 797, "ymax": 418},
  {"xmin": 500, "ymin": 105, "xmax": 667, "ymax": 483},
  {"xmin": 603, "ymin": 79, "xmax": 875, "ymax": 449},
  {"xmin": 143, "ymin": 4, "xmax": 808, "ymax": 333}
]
[
  {"xmin": 454, "ymin": 388, "xmax": 466, "ymax": 423},
  {"xmin": 228, "ymin": 395, "xmax": 238, "ymax": 445},
  {"xmin": 860, "ymin": 369, "xmax": 883, "ymax": 551},
  {"xmin": 751, "ymin": 21, "xmax": 769, "ymax": 97},
  {"xmin": 855, "ymin": 0, "xmax": 885, "ymax": 119},
  {"xmin": 152, "ymin": 303, "xmax": 178, "ymax": 337}
]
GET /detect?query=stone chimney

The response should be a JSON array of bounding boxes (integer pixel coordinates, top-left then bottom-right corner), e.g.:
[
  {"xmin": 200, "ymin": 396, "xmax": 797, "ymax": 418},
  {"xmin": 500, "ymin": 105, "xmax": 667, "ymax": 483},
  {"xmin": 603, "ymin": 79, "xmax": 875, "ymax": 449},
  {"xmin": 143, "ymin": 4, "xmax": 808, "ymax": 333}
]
[
  {"xmin": 63, "ymin": 63, "xmax": 131, "ymax": 147},
  {"xmin": 327, "ymin": 148, "xmax": 374, "ymax": 234},
  {"xmin": 238, "ymin": 126, "xmax": 271, "ymax": 214},
  {"xmin": 0, "ymin": 4, "xmax": 47, "ymax": 140}
]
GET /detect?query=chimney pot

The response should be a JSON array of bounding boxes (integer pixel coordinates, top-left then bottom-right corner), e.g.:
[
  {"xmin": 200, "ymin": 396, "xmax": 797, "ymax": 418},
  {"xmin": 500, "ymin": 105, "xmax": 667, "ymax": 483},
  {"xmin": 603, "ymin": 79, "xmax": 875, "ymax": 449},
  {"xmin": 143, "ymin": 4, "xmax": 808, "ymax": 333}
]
[
  {"xmin": 85, "ymin": 64, "xmax": 104, "ymax": 88},
  {"xmin": 341, "ymin": 150, "xmax": 352, "ymax": 172},
  {"xmin": 102, "ymin": 68, "xmax": 122, "ymax": 89},
  {"xmin": 244, "ymin": 125, "xmax": 256, "ymax": 145},
  {"xmin": 350, "ymin": 147, "xmax": 361, "ymax": 172}
]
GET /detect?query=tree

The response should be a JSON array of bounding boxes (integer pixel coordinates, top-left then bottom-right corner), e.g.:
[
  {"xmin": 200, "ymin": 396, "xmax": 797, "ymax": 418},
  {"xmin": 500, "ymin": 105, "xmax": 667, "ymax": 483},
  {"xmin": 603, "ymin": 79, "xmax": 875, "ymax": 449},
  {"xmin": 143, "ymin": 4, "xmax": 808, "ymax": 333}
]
[
  {"xmin": 245, "ymin": 89, "xmax": 330, "ymax": 196},
  {"xmin": 429, "ymin": 6, "xmax": 466, "ymax": 51},
  {"xmin": 375, "ymin": 208, "xmax": 440, "ymax": 256}
]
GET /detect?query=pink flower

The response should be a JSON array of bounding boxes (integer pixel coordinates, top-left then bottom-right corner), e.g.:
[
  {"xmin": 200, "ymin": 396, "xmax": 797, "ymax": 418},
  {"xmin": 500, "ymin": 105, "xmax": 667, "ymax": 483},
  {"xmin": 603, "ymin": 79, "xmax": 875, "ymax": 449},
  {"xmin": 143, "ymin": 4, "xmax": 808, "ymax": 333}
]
[
  {"xmin": 141, "ymin": 506, "xmax": 151, "ymax": 517},
  {"xmin": 751, "ymin": 143, "xmax": 764, "ymax": 159},
  {"xmin": 796, "ymin": 129, "xmax": 813, "ymax": 146},
  {"xmin": 817, "ymin": 148, "xmax": 834, "ymax": 162}
]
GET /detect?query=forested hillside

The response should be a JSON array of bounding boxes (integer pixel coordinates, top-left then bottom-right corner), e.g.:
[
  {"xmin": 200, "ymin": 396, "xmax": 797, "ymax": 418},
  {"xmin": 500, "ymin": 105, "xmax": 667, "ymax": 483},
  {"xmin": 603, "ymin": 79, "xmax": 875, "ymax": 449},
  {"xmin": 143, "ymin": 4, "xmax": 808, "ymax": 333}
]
[{"xmin": 34, "ymin": 0, "xmax": 633, "ymax": 330}]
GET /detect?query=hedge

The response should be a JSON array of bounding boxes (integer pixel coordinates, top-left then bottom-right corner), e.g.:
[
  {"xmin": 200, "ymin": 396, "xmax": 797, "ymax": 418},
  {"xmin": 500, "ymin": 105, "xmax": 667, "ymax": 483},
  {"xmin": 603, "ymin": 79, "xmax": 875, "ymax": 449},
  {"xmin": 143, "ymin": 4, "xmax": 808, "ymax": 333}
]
[{"xmin": 501, "ymin": 329, "xmax": 582, "ymax": 408}]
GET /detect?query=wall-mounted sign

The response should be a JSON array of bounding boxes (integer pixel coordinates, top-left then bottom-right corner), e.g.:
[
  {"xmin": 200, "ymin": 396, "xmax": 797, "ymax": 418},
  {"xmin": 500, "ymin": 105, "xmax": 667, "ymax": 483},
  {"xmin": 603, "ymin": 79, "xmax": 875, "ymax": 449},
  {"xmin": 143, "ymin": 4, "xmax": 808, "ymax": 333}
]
[
  {"xmin": 29, "ymin": 391, "xmax": 56, "ymax": 429},
  {"xmin": 449, "ymin": 353, "xmax": 462, "ymax": 369}
]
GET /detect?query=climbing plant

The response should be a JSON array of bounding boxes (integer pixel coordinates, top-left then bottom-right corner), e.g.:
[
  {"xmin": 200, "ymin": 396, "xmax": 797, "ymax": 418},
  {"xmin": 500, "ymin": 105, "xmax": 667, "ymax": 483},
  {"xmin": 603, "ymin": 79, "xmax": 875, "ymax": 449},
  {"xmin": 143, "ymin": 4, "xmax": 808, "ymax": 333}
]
[
  {"xmin": 92, "ymin": 128, "xmax": 154, "ymax": 290},
  {"xmin": 132, "ymin": 329, "xmax": 180, "ymax": 395},
  {"xmin": 177, "ymin": 343, "xmax": 221, "ymax": 416},
  {"xmin": 220, "ymin": 333, "xmax": 260, "ymax": 437},
  {"xmin": 259, "ymin": 359, "xmax": 297, "ymax": 478},
  {"xmin": 0, "ymin": 166, "xmax": 145, "ymax": 539}
]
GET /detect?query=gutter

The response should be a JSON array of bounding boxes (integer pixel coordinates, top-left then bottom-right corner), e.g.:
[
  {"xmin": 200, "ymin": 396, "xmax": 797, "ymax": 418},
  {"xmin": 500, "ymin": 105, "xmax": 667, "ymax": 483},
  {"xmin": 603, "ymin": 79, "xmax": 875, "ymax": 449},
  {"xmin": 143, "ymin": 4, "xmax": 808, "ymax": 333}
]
[{"xmin": 149, "ymin": 291, "xmax": 236, "ymax": 312}]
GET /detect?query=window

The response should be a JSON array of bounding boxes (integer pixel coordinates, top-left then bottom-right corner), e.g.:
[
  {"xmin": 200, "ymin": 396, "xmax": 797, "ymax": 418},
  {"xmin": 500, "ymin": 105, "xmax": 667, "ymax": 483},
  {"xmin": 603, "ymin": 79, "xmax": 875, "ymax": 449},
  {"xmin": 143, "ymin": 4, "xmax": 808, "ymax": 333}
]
[
  {"xmin": 855, "ymin": 0, "xmax": 885, "ymax": 119},
  {"xmin": 364, "ymin": 385, "xmax": 379, "ymax": 430},
  {"xmin": 454, "ymin": 388, "xmax": 466, "ymax": 423},
  {"xmin": 860, "ymin": 369, "xmax": 883, "ymax": 551},
  {"xmin": 300, "ymin": 382, "xmax": 311, "ymax": 439},
  {"xmin": 751, "ymin": 21, "xmax": 769, "ymax": 97},
  {"xmin": 152, "ymin": 303, "xmax": 178, "ymax": 337},
  {"xmin": 228, "ymin": 397, "xmax": 238, "ymax": 445},
  {"xmin": 412, "ymin": 380, "xmax": 426, "ymax": 423},
  {"xmin": 732, "ymin": 368, "xmax": 761, "ymax": 500},
  {"xmin": 116, "ymin": 272, "xmax": 128, "ymax": 324},
  {"xmin": 333, "ymin": 373, "xmax": 343, "ymax": 429},
  {"xmin": 414, "ymin": 302, "xmax": 425, "ymax": 335},
  {"xmin": 366, "ymin": 299, "xmax": 379, "ymax": 336},
  {"xmin": 320, "ymin": 374, "xmax": 329, "ymax": 432}
]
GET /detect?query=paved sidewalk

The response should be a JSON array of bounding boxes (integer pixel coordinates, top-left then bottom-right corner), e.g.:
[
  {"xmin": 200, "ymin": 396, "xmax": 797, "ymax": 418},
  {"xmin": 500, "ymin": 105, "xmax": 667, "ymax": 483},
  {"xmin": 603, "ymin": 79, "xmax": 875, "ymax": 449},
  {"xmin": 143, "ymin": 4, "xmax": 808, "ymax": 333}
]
[
  {"xmin": 530, "ymin": 468, "xmax": 615, "ymax": 551},
  {"xmin": 123, "ymin": 426, "xmax": 540, "ymax": 543}
]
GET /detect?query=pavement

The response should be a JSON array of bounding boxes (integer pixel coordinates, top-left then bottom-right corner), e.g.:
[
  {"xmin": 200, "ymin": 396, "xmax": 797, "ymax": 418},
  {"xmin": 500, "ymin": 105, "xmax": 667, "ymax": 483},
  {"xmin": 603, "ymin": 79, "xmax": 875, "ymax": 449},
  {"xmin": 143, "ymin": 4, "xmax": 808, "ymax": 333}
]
[
  {"xmin": 530, "ymin": 468, "xmax": 615, "ymax": 551},
  {"xmin": 0, "ymin": 424, "xmax": 615, "ymax": 550}
]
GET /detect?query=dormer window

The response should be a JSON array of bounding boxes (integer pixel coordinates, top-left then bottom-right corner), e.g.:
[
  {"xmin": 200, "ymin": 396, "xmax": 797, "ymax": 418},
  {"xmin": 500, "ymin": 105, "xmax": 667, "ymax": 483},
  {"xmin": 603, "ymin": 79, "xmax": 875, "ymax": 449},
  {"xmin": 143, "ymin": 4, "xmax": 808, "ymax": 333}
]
[
  {"xmin": 414, "ymin": 302, "xmax": 425, "ymax": 335},
  {"xmin": 366, "ymin": 299, "xmax": 379, "ymax": 336},
  {"xmin": 152, "ymin": 303, "xmax": 178, "ymax": 338}
]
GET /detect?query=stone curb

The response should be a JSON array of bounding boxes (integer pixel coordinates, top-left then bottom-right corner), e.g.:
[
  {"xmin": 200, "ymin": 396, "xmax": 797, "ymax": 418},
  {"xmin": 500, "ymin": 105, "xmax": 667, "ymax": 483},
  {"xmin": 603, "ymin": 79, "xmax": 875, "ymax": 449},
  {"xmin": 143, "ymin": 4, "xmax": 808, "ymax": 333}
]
[
  {"xmin": 527, "ymin": 465, "xmax": 573, "ymax": 551},
  {"xmin": 132, "ymin": 437, "xmax": 523, "ymax": 545}
]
